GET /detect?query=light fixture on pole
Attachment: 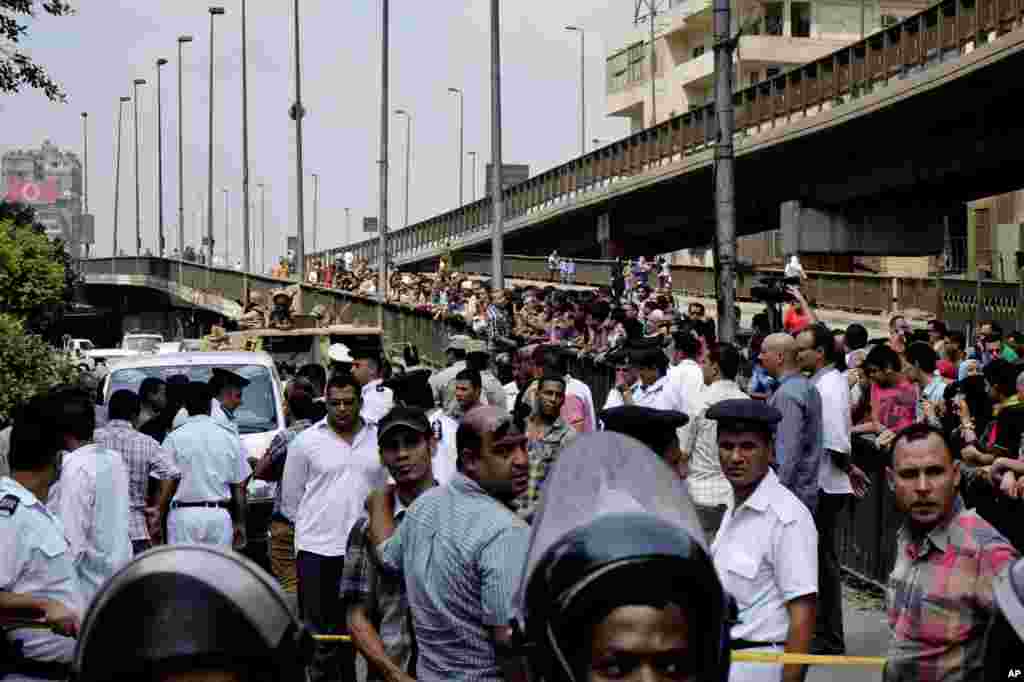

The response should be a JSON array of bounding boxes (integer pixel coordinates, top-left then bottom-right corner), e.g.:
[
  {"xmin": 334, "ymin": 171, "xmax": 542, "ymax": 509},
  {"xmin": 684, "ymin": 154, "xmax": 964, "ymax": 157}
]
[
  {"xmin": 207, "ymin": 6, "xmax": 226, "ymax": 271},
  {"xmin": 177, "ymin": 35, "xmax": 193, "ymax": 262},
  {"xmin": 565, "ymin": 25, "xmax": 586, "ymax": 156},
  {"xmin": 467, "ymin": 151, "xmax": 477, "ymax": 203},
  {"xmin": 311, "ymin": 173, "xmax": 319, "ymax": 253},
  {"xmin": 446, "ymin": 87, "xmax": 464, "ymax": 207},
  {"xmin": 156, "ymin": 58, "xmax": 168, "ymax": 257},
  {"xmin": 377, "ymin": 0, "xmax": 389, "ymax": 323},
  {"xmin": 113, "ymin": 96, "xmax": 130, "ymax": 259},
  {"xmin": 132, "ymin": 78, "xmax": 147, "ymax": 257},
  {"xmin": 394, "ymin": 108, "xmax": 411, "ymax": 228}
]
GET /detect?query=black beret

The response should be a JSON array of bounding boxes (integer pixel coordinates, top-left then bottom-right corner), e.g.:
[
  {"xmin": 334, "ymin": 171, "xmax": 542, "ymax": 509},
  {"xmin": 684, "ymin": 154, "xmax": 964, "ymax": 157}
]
[
  {"xmin": 705, "ymin": 399, "xmax": 782, "ymax": 432},
  {"xmin": 383, "ymin": 369, "xmax": 434, "ymax": 410},
  {"xmin": 599, "ymin": 406, "xmax": 689, "ymax": 453}
]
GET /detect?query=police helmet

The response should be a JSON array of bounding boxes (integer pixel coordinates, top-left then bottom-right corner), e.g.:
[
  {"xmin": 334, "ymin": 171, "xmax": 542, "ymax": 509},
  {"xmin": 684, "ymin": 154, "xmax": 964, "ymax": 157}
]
[
  {"xmin": 985, "ymin": 557, "xmax": 1024, "ymax": 682},
  {"xmin": 517, "ymin": 432, "xmax": 732, "ymax": 682},
  {"xmin": 73, "ymin": 545, "xmax": 313, "ymax": 682}
]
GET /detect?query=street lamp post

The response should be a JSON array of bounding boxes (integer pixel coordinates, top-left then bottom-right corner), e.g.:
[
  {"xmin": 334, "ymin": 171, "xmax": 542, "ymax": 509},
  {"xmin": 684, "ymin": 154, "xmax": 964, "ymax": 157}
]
[
  {"xmin": 256, "ymin": 182, "xmax": 266, "ymax": 272},
  {"xmin": 565, "ymin": 25, "xmax": 585, "ymax": 156},
  {"xmin": 156, "ymin": 58, "xmax": 168, "ymax": 257},
  {"xmin": 222, "ymin": 187, "xmax": 230, "ymax": 266},
  {"xmin": 207, "ymin": 6, "xmax": 226, "ymax": 271},
  {"xmin": 467, "ymin": 151, "xmax": 477, "ymax": 202},
  {"xmin": 80, "ymin": 111, "xmax": 88, "ymax": 261},
  {"xmin": 377, "ymin": 0, "xmax": 389, "ymax": 323},
  {"xmin": 446, "ymin": 88, "xmax": 464, "ymax": 207},
  {"xmin": 394, "ymin": 109, "xmax": 411, "ymax": 228},
  {"xmin": 489, "ymin": 0, "xmax": 505, "ymax": 289},
  {"xmin": 241, "ymin": 0, "xmax": 252, "ymax": 278},
  {"xmin": 312, "ymin": 173, "xmax": 319, "ymax": 253},
  {"xmin": 177, "ymin": 35, "xmax": 193, "ymax": 263},
  {"xmin": 291, "ymin": 0, "xmax": 306, "ymax": 281},
  {"xmin": 113, "ymin": 96, "xmax": 130, "ymax": 259},
  {"xmin": 132, "ymin": 78, "xmax": 146, "ymax": 258}
]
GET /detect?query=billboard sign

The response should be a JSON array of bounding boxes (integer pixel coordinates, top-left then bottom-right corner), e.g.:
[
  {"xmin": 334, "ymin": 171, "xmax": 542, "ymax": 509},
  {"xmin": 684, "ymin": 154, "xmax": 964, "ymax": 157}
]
[{"xmin": 4, "ymin": 176, "xmax": 59, "ymax": 204}]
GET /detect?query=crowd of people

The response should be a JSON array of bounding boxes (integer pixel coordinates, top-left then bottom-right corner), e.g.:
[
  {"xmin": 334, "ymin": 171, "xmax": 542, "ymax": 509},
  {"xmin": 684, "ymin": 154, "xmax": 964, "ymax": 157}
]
[{"xmin": 4, "ymin": 261, "xmax": 1024, "ymax": 682}]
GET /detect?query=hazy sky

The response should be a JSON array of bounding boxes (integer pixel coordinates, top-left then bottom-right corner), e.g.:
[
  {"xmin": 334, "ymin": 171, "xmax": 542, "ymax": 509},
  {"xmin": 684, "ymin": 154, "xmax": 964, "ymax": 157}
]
[{"xmin": 1, "ymin": 1, "xmax": 638, "ymax": 270}]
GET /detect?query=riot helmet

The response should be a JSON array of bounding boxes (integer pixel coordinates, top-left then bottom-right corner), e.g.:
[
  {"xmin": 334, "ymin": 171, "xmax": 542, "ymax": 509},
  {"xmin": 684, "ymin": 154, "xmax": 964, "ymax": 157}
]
[
  {"xmin": 73, "ymin": 545, "xmax": 313, "ymax": 682},
  {"xmin": 985, "ymin": 557, "xmax": 1024, "ymax": 682},
  {"xmin": 516, "ymin": 432, "xmax": 733, "ymax": 682}
]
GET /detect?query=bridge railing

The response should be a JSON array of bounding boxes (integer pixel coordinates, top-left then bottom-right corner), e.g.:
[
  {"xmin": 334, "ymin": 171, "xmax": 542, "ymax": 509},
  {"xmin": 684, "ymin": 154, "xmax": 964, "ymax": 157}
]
[{"xmin": 307, "ymin": 0, "xmax": 1024, "ymax": 270}]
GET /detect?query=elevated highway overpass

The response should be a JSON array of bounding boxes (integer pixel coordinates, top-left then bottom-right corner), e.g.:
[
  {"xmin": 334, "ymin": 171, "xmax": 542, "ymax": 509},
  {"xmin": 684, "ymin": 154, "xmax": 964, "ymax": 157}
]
[{"xmin": 305, "ymin": 0, "xmax": 1024, "ymax": 268}]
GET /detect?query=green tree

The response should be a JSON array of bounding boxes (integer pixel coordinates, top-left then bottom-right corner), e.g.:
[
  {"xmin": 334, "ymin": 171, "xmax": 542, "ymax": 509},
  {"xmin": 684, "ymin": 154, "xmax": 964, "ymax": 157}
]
[
  {"xmin": 0, "ymin": 312, "xmax": 77, "ymax": 425},
  {"xmin": 1, "ymin": 1, "xmax": 73, "ymax": 101},
  {"xmin": 0, "ymin": 217, "xmax": 65, "ymax": 318}
]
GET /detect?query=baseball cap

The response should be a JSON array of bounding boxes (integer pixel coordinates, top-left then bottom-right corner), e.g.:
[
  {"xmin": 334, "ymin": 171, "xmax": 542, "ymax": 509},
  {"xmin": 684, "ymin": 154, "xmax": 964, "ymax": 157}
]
[{"xmin": 378, "ymin": 406, "xmax": 432, "ymax": 442}]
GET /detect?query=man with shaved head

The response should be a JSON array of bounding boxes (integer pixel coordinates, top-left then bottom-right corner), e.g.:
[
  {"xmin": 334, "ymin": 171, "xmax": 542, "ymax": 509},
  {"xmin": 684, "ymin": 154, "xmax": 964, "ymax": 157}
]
[
  {"xmin": 760, "ymin": 332, "xmax": 824, "ymax": 513},
  {"xmin": 368, "ymin": 406, "xmax": 530, "ymax": 682}
]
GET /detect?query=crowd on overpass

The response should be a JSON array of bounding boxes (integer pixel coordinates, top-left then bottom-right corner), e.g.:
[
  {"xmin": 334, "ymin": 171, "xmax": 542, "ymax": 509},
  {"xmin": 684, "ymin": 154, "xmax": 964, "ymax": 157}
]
[{"xmin": 5, "ymin": 259, "xmax": 1024, "ymax": 682}]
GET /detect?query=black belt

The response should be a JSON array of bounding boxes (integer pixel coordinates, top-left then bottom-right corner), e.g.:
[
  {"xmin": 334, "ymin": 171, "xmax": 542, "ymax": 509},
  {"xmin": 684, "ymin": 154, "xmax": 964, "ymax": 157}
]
[
  {"xmin": 732, "ymin": 639, "xmax": 786, "ymax": 650},
  {"xmin": 2, "ymin": 659, "xmax": 71, "ymax": 680},
  {"xmin": 170, "ymin": 500, "xmax": 230, "ymax": 509}
]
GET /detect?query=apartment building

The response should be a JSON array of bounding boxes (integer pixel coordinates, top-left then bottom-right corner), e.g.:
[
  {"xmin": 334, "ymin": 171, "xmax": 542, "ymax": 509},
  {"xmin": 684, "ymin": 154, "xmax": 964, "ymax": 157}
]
[{"xmin": 607, "ymin": 0, "xmax": 928, "ymax": 133}]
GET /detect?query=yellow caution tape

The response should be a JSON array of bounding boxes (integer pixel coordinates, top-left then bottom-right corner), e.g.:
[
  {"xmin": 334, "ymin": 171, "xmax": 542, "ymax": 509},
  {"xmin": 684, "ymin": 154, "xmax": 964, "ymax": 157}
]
[
  {"xmin": 732, "ymin": 651, "xmax": 886, "ymax": 666},
  {"xmin": 312, "ymin": 635, "xmax": 885, "ymax": 667}
]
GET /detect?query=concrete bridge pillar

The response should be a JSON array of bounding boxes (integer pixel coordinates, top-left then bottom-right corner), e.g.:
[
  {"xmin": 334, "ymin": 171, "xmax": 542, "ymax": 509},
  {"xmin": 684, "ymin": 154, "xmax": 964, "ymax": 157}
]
[{"xmin": 780, "ymin": 199, "xmax": 952, "ymax": 258}]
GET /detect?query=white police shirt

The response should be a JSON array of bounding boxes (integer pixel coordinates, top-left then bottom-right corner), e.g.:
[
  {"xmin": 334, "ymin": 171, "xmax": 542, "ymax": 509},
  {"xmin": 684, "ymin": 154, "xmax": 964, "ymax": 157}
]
[
  {"xmin": 0, "ymin": 477, "xmax": 82, "ymax": 677},
  {"xmin": 712, "ymin": 469, "xmax": 817, "ymax": 645},
  {"xmin": 361, "ymin": 379, "xmax": 395, "ymax": 425},
  {"xmin": 427, "ymin": 408, "xmax": 459, "ymax": 485},
  {"xmin": 164, "ymin": 415, "xmax": 250, "ymax": 503}
]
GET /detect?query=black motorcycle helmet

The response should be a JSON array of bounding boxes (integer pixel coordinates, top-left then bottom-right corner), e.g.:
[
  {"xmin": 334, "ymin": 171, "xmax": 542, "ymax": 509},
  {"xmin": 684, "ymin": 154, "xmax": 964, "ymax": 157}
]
[
  {"xmin": 985, "ymin": 557, "xmax": 1024, "ymax": 682},
  {"xmin": 73, "ymin": 545, "xmax": 313, "ymax": 682},
  {"xmin": 517, "ymin": 432, "xmax": 733, "ymax": 682}
]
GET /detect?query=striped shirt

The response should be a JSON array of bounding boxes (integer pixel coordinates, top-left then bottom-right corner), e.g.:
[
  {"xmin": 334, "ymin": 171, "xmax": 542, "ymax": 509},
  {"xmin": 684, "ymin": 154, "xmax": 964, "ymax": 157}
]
[
  {"xmin": 377, "ymin": 473, "xmax": 530, "ymax": 682},
  {"xmin": 885, "ymin": 496, "xmax": 1018, "ymax": 682},
  {"xmin": 94, "ymin": 420, "xmax": 181, "ymax": 541}
]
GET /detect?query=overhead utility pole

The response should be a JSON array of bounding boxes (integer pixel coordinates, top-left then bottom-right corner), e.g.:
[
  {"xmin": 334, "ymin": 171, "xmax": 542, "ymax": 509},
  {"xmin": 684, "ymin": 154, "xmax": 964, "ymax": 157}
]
[
  {"xmin": 635, "ymin": 0, "xmax": 665, "ymax": 127},
  {"xmin": 713, "ymin": 0, "xmax": 737, "ymax": 342}
]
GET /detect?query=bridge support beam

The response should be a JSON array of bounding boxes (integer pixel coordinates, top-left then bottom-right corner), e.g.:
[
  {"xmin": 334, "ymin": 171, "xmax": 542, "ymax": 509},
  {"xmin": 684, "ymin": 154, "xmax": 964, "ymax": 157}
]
[
  {"xmin": 596, "ymin": 212, "xmax": 627, "ymax": 259},
  {"xmin": 780, "ymin": 199, "xmax": 952, "ymax": 258}
]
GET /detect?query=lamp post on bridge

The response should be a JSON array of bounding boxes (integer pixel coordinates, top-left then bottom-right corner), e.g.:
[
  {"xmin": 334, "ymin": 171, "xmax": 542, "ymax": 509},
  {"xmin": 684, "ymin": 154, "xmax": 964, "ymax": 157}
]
[
  {"xmin": 446, "ymin": 87, "xmax": 464, "ymax": 208},
  {"xmin": 207, "ymin": 6, "xmax": 226, "ymax": 275},
  {"xmin": 114, "ymin": 96, "xmax": 130, "ymax": 260},
  {"xmin": 132, "ymin": 78, "xmax": 146, "ymax": 259},
  {"xmin": 177, "ymin": 35, "xmax": 193, "ymax": 268},
  {"xmin": 156, "ymin": 58, "xmax": 168, "ymax": 257},
  {"xmin": 394, "ymin": 108, "xmax": 412, "ymax": 228},
  {"xmin": 489, "ymin": 0, "xmax": 505, "ymax": 289},
  {"xmin": 467, "ymin": 151, "xmax": 477, "ymax": 202},
  {"xmin": 565, "ymin": 25, "xmax": 586, "ymax": 156}
]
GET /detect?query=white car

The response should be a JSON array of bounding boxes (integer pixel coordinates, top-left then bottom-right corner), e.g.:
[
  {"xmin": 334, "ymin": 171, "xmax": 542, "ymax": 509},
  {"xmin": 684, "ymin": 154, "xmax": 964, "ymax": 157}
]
[{"xmin": 100, "ymin": 351, "xmax": 286, "ymax": 500}]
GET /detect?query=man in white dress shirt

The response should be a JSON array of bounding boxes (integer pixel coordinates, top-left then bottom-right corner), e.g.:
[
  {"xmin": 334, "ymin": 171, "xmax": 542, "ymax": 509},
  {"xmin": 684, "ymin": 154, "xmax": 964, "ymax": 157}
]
[
  {"xmin": 795, "ymin": 323, "xmax": 870, "ymax": 657},
  {"xmin": 621, "ymin": 347, "xmax": 677, "ymax": 411},
  {"xmin": 282, "ymin": 373, "xmax": 389, "ymax": 682},
  {"xmin": 707, "ymin": 399, "xmax": 817, "ymax": 682},
  {"xmin": 351, "ymin": 347, "xmax": 395, "ymax": 425},
  {"xmin": 48, "ymin": 387, "xmax": 133, "ymax": 609}
]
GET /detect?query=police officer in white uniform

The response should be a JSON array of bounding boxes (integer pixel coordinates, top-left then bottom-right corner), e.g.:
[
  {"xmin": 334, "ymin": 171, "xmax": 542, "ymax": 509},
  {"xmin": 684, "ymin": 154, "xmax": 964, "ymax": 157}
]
[
  {"xmin": 0, "ymin": 395, "xmax": 83, "ymax": 682},
  {"xmin": 350, "ymin": 347, "xmax": 394, "ymax": 425},
  {"xmin": 428, "ymin": 336, "xmax": 469, "ymax": 407},
  {"xmin": 164, "ymin": 382, "xmax": 250, "ymax": 548},
  {"xmin": 622, "ymin": 347, "xmax": 679, "ymax": 411},
  {"xmin": 209, "ymin": 368, "xmax": 249, "ymax": 436},
  {"xmin": 706, "ymin": 399, "xmax": 818, "ymax": 682}
]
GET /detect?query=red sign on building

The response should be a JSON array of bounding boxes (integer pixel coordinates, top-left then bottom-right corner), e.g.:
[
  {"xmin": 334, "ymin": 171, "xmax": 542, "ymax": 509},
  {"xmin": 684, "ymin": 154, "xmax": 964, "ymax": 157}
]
[{"xmin": 4, "ymin": 177, "xmax": 59, "ymax": 204}]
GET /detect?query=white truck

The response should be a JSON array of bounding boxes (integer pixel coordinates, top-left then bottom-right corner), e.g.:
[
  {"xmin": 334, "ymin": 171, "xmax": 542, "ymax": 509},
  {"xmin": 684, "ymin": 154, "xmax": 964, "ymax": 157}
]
[
  {"xmin": 82, "ymin": 332, "xmax": 165, "ymax": 367},
  {"xmin": 61, "ymin": 337, "xmax": 97, "ymax": 372}
]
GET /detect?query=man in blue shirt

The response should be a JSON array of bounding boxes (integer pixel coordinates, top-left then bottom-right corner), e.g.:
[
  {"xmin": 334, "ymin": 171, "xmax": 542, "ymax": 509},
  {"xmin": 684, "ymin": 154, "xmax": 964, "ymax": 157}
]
[{"xmin": 368, "ymin": 406, "xmax": 530, "ymax": 682}]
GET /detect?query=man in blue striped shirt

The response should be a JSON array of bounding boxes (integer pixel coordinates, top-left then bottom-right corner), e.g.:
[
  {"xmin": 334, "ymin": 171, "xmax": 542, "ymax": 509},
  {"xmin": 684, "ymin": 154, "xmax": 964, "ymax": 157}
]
[{"xmin": 368, "ymin": 406, "xmax": 530, "ymax": 682}]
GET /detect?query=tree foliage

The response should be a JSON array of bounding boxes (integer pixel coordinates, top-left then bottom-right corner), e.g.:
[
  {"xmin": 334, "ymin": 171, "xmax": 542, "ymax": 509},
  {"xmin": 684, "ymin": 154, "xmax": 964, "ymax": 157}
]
[
  {"xmin": 0, "ymin": 312, "xmax": 77, "ymax": 426},
  {"xmin": 0, "ymin": 216, "xmax": 66, "ymax": 318},
  {"xmin": 0, "ymin": 1, "xmax": 73, "ymax": 102}
]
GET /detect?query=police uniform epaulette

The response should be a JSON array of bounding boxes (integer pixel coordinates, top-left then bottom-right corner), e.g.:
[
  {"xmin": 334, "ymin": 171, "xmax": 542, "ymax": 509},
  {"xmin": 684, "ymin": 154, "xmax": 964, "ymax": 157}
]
[
  {"xmin": 0, "ymin": 494, "xmax": 20, "ymax": 517},
  {"xmin": 377, "ymin": 384, "xmax": 386, "ymax": 392}
]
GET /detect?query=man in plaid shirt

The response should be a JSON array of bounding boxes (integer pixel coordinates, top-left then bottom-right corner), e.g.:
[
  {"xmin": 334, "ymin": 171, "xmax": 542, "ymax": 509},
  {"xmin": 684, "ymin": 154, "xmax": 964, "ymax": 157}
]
[
  {"xmin": 341, "ymin": 407, "xmax": 438, "ymax": 682},
  {"xmin": 885, "ymin": 424, "xmax": 1019, "ymax": 682}
]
